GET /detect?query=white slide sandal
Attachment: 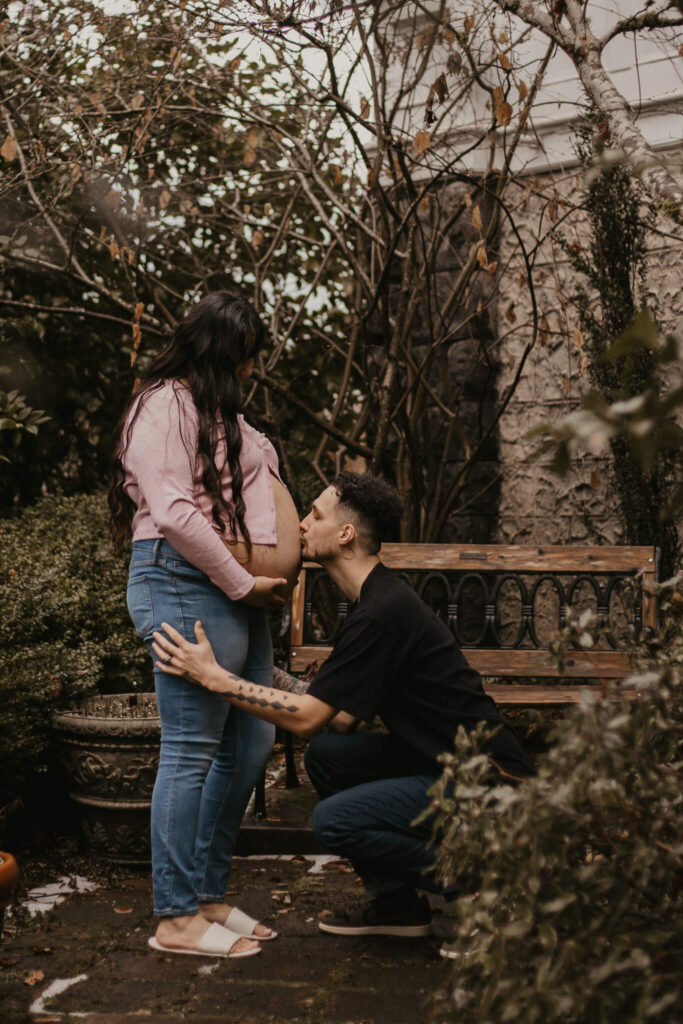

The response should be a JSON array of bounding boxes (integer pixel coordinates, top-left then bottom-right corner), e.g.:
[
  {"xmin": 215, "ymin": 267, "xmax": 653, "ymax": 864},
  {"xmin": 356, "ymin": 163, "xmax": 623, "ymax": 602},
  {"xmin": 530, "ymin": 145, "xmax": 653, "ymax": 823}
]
[
  {"xmin": 225, "ymin": 906, "xmax": 278, "ymax": 941},
  {"xmin": 148, "ymin": 921, "xmax": 262, "ymax": 958}
]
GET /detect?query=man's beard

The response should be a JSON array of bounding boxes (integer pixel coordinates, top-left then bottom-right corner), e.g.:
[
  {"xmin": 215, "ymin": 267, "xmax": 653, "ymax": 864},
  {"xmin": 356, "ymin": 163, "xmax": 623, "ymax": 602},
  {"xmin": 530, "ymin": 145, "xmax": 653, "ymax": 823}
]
[{"xmin": 302, "ymin": 537, "xmax": 337, "ymax": 564}]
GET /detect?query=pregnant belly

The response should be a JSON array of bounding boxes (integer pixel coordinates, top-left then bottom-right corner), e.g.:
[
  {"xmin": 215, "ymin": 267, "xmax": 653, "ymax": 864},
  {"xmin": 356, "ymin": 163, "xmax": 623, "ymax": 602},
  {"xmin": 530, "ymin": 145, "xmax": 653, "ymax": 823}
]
[{"xmin": 224, "ymin": 475, "xmax": 302, "ymax": 594}]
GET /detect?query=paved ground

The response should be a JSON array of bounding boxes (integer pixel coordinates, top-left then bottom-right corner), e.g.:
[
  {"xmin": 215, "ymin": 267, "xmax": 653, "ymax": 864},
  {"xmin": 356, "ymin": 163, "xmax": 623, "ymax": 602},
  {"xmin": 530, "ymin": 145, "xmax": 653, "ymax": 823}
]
[{"xmin": 1, "ymin": 763, "xmax": 457, "ymax": 1024}]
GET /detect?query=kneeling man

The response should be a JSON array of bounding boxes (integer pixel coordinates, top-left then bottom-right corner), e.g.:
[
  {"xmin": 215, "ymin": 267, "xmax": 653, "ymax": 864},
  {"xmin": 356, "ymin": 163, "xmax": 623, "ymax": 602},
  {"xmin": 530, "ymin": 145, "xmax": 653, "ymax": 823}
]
[{"xmin": 153, "ymin": 472, "xmax": 535, "ymax": 938}]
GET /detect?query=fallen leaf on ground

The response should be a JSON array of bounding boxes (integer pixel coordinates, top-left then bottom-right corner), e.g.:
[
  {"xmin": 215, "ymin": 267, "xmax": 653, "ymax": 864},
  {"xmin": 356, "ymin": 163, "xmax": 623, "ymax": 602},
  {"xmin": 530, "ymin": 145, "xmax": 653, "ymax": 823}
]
[
  {"xmin": 114, "ymin": 905, "xmax": 133, "ymax": 914},
  {"xmin": 32, "ymin": 947, "xmax": 53, "ymax": 954},
  {"xmin": 24, "ymin": 969, "xmax": 45, "ymax": 986},
  {"xmin": 271, "ymin": 890, "xmax": 292, "ymax": 903},
  {"xmin": 323, "ymin": 861, "xmax": 354, "ymax": 873}
]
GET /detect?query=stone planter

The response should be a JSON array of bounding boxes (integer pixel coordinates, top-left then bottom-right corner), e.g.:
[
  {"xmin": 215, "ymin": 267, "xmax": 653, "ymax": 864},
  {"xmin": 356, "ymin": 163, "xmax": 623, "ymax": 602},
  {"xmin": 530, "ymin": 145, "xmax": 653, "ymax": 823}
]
[{"xmin": 52, "ymin": 693, "xmax": 160, "ymax": 865}]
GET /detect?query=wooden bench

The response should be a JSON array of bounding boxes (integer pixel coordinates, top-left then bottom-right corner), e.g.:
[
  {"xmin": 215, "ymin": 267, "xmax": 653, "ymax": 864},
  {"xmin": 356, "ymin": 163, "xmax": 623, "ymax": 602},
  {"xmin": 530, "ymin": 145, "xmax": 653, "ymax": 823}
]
[
  {"xmin": 252, "ymin": 543, "xmax": 658, "ymax": 816},
  {"xmin": 288, "ymin": 543, "xmax": 659, "ymax": 707}
]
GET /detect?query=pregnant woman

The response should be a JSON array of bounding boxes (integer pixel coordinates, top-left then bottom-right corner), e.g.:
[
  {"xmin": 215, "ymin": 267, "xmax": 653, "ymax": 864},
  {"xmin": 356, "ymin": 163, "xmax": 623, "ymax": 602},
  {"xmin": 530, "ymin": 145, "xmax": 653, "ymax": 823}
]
[{"xmin": 109, "ymin": 292, "xmax": 301, "ymax": 958}]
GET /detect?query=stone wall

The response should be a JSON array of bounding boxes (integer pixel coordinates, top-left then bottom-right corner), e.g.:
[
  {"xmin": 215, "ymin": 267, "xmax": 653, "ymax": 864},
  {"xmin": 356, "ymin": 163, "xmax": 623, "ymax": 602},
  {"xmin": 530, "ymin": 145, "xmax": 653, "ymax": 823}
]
[{"xmin": 492, "ymin": 161, "xmax": 683, "ymax": 555}]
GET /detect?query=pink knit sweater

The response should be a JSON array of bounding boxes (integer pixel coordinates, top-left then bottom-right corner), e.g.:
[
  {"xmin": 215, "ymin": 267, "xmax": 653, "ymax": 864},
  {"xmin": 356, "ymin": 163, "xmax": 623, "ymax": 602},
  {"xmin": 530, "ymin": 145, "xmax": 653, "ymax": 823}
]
[{"xmin": 122, "ymin": 381, "xmax": 283, "ymax": 600}]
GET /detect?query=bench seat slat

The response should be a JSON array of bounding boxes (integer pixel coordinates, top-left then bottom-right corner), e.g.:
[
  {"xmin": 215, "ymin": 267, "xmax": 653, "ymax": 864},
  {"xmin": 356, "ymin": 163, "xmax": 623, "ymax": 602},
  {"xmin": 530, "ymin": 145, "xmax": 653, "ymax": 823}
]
[
  {"xmin": 301, "ymin": 544, "xmax": 656, "ymax": 574},
  {"xmin": 289, "ymin": 646, "xmax": 632, "ymax": 679},
  {"xmin": 485, "ymin": 684, "xmax": 638, "ymax": 707}
]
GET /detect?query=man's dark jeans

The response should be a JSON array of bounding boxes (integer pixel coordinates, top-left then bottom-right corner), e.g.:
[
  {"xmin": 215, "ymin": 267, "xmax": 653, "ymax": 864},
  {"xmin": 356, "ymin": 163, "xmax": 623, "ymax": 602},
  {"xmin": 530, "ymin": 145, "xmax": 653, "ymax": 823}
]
[{"xmin": 304, "ymin": 732, "xmax": 448, "ymax": 898}]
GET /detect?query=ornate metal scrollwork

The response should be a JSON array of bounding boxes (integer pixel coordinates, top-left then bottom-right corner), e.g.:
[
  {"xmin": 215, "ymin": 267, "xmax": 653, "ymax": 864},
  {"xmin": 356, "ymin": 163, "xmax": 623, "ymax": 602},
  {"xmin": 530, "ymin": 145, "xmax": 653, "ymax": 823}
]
[{"xmin": 301, "ymin": 565, "xmax": 646, "ymax": 652}]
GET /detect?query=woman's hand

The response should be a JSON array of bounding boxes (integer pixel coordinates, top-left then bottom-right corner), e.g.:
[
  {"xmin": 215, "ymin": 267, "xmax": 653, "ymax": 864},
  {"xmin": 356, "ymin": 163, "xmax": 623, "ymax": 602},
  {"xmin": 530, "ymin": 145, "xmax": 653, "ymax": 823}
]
[
  {"xmin": 242, "ymin": 575, "xmax": 289, "ymax": 609},
  {"xmin": 152, "ymin": 620, "xmax": 218, "ymax": 687}
]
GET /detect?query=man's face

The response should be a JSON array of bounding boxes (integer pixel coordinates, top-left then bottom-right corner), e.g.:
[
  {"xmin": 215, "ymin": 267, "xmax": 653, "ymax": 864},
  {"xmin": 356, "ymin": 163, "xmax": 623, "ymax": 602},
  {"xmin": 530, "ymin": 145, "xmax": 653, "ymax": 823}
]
[{"xmin": 300, "ymin": 486, "xmax": 346, "ymax": 563}]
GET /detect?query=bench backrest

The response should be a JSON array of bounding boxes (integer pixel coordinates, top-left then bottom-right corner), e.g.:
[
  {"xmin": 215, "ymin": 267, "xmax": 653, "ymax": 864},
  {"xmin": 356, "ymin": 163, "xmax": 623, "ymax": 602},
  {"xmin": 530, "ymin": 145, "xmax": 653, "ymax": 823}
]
[{"xmin": 289, "ymin": 544, "xmax": 658, "ymax": 682}]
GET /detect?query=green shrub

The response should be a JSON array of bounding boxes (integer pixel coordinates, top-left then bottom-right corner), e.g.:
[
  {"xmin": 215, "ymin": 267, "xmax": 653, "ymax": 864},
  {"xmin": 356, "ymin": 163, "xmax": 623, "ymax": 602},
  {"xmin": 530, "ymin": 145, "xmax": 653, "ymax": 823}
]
[
  {"xmin": 425, "ymin": 582, "xmax": 682, "ymax": 1024},
  {"xmin": 0, "ymin": 491, "xmax": 150, "ymax": 806}
]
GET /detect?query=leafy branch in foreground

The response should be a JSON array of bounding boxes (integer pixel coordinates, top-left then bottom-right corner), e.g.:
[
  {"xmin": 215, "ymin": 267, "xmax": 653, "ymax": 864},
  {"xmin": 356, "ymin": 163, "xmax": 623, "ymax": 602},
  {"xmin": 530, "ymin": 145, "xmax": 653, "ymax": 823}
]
[
  {"xmin": 528, "ymin": 311, "xmax": 683, "ymax": 522},
  {"xmin": 423, "ymin": 575, "xmax": 683, "ymax": 1024}
]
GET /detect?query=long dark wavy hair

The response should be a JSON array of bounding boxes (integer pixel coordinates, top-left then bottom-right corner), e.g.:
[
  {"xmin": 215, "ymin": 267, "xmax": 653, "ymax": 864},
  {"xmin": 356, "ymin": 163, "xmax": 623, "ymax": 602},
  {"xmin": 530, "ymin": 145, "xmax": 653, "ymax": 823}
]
[{"xmin": 109, "ymin": 291, "xmax": 265, "ymax": 554}]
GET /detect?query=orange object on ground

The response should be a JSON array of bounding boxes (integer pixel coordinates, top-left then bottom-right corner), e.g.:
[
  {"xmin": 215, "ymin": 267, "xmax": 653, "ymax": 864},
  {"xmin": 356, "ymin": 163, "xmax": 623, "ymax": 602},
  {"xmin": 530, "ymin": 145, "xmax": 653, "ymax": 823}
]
[{"xmin": 0, "ymin": 852, "xmax": 19, "ymax": 908}]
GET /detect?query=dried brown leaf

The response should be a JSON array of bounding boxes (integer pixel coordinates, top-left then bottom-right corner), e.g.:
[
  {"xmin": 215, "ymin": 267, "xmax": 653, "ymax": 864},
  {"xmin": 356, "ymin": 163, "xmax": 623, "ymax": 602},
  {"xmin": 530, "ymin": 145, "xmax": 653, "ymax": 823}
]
[
  {"xmin": 498, "ymin": 52, "xmax": 512, "ymax": 71},
  {"xmin": 24, "ymin": 969, "xmax": 45, "ymax": 986},
  {"xmin": 447, "ymin": 51, "xmax": 463, "ymax": 75},
  {"xmin": 1, "ymin": 134, "xmax": 17, "ymax": 162},
  {"xmin": 572, "ymin": 327, "xmax": 584, "ymax": 349},
  {"xmin": 539, "ymin": 316, "xmax": 550, "ymax": 344},
  {"xmin": 159, "ymin": 188, "xmax": 171, "ymax": 209},
  {"xmin": 430, "ymin": 72, "xmax": 448, "ymax": 103},
  {"xmin": 413, "ymin": 130, "xmax": 430, "ymax": 155},
  {"xmin": 518, "ymin": 79, "xmax": 528, "ymax": 100},
  {"xmin": 590, "ymin": 469, "xmax": 601, "ymax": 490},
  {"xmin": 243, "ymin": 146, "xmax": 257, "ymax": 166},
  {"xmin": 504, "ymin": 302, "xmax": 517, "ymax": 324},
  {"xmin": 471, "ymin": 204, "xmax": 482, "ymax": 230},
  {"xmin": 476, "ymin": 245, "xmax": 488, "ymax": 268},
  {"xmin": 359, "ymin": 97, "xmax": 370, "ymax": 120},
  {"xmin": 496, "ymin": 101, "xmax": 513, "ymax": 127},
  {"xmin": 252, "ymin": 229, "xmax": 264, "ymax": 249},
  {"xmin": 114, "ymin": 904, "xmax": 133, "ymax": 914},
  {"xmin": 104, "ymin": 189, "xmax": 120, "ymax": 210}
]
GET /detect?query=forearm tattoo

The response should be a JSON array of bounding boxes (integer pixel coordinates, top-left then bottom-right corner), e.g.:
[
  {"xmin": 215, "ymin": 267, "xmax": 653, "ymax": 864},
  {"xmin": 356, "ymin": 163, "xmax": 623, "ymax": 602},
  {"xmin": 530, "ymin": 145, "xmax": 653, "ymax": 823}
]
[
  {"xmin": 222, "ymin": 671, "xmax": 300, "ymax": 714},
  {"xmin": 271, "ymin": 666, "xmax": 311, "ymax": 696}
]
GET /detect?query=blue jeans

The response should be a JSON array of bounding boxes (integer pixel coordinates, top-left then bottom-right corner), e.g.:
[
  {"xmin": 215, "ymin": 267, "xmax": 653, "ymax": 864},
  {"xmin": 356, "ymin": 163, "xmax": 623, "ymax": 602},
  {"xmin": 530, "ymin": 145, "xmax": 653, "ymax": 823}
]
[
  {"xmin": 127, "ymin": 539, "xmax": 275, "ymax": 917},
  {"xmin": 305, "ymin": 733, "xmax": 447, "ymax": 897}
]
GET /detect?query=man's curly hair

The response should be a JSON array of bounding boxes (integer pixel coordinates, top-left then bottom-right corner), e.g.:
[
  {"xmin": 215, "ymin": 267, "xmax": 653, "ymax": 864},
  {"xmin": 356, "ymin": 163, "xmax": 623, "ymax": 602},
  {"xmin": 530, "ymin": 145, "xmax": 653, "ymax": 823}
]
[{"xmin": 332, "ymin": 472, "xmax": 403, "ymax": 554}]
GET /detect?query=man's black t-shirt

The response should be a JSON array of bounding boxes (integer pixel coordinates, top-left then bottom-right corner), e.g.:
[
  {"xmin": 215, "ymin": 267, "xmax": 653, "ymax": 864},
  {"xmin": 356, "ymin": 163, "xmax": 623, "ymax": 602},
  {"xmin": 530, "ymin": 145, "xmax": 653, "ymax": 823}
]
[{"xmin": 307, "ymin": 562, "xmax": 535, "ymax": 778}]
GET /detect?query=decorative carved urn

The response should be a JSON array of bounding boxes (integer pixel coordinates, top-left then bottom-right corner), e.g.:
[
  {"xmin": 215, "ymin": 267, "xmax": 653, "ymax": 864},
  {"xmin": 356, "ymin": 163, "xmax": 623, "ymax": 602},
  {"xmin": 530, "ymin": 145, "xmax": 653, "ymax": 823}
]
[{"xmin": 52, "ymin": 693, "xmax": 160, "ymax": 864}]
